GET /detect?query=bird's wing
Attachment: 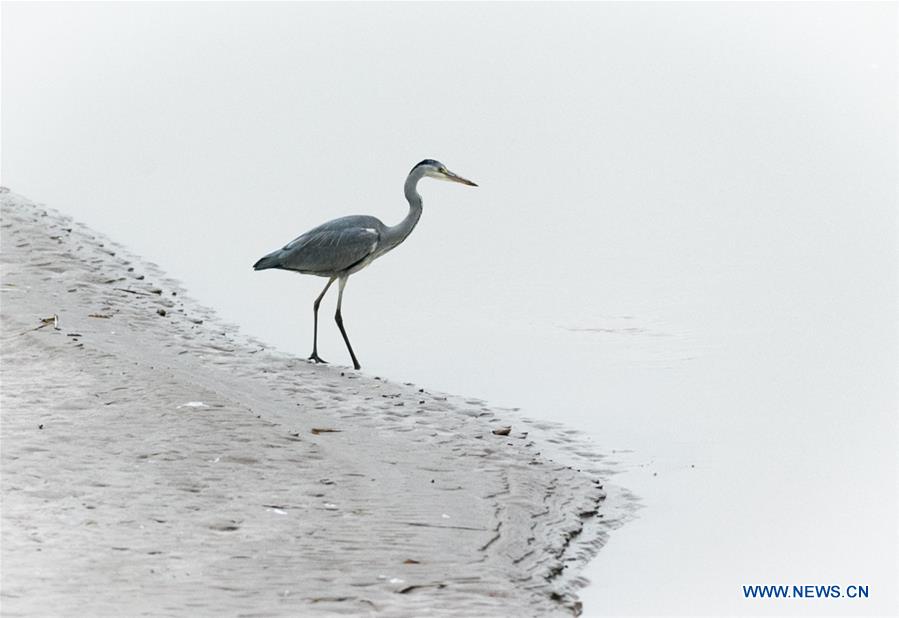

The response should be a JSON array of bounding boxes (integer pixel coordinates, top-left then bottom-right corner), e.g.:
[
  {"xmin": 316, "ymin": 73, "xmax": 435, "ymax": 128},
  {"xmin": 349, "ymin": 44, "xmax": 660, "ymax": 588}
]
[{"xmin": 277, "ymin": 226, "xmax": 380, "ymax": 274}]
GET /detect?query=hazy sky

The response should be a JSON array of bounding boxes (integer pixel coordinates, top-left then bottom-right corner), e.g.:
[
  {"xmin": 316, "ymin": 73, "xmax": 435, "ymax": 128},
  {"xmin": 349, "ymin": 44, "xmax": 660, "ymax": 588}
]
[
  {"xmin": 3, "ymin": 3, "xmax": 894, "ymax": 332},
  {"xmin": 3, "ymin": 3, "xmax": 897, "ymax": 615}
]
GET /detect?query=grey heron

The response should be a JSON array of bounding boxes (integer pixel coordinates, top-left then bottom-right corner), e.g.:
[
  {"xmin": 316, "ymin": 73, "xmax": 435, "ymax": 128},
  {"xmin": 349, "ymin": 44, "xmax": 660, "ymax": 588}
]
[{"xmin": 253, "ymin": 159, "xmax": 477, "ymax": 370}]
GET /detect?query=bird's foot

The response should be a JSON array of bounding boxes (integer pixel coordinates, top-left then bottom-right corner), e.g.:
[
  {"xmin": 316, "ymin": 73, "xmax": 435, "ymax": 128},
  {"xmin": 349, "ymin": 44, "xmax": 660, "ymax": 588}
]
[{"xmin": 308, "ymin": 353, "xmax": 328, "ymax": 364}]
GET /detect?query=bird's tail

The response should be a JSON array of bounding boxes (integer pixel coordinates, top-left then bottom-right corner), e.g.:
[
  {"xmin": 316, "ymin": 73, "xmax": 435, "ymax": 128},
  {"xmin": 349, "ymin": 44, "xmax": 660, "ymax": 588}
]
[{"xmin": 253, "ymin": 251, "xmax": 282, "ymax": 271}]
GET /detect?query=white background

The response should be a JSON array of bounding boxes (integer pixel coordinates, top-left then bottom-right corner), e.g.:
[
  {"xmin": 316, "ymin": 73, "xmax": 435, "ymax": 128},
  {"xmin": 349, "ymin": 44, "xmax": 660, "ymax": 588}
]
[{"xmin": 3, "ymin": 3, "xmax": 897, "ymax": 615}]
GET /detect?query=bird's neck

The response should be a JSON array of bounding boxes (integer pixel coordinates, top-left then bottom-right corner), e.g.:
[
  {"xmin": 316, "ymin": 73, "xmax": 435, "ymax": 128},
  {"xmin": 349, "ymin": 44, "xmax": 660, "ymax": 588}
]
[{"xmin": 382, "ymin": 172, "xmax": 424, "ymax": 251}]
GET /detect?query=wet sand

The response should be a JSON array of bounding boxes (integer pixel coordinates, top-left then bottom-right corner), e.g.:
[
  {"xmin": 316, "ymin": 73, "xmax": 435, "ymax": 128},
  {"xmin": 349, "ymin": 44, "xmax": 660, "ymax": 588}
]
[{"xmin": 0, "ymin": 190, "xmax": 621, "ymax": 616}]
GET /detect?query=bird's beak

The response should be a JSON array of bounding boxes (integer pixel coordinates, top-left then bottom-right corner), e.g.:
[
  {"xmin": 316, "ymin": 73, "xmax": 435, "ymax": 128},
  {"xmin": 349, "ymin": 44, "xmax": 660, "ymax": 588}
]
[{"xmin": 442, "ymin": 169, "xmax": 478, "ymax": 187}]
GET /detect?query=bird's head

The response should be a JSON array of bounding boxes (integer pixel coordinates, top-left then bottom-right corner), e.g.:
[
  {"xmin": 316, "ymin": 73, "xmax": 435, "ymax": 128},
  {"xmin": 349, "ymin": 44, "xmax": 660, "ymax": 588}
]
[{"xmin": 411, "ymin": 159, "xmax": 478, "ymax": 187}]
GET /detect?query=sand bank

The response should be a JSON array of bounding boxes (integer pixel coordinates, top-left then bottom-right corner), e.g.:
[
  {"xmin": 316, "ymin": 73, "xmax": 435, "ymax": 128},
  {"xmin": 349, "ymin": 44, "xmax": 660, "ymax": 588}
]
[{"xmin": 1, "ymin": 190, "xmax": 622, "ymax": 616}]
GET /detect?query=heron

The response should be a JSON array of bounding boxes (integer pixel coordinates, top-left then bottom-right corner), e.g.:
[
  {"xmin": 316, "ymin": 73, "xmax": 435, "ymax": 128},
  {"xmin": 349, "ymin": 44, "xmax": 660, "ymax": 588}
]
[{"xmin": 253, "ymin": 159, "xmax": 477, "ymax": 370}]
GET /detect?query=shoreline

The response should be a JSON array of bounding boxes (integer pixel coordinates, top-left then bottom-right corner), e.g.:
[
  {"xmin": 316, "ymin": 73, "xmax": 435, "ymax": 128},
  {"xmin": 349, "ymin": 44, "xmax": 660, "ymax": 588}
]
[{"xmin": 1, "ymin": 190, "xmax": 628, "ymax": 616}]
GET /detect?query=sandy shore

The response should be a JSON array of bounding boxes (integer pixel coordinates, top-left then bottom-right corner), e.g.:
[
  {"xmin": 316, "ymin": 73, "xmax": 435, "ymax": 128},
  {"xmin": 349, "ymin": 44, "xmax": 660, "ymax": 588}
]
[{"xmin": 1, "ymin": 190, "xmax": 622, "ymax": 617}]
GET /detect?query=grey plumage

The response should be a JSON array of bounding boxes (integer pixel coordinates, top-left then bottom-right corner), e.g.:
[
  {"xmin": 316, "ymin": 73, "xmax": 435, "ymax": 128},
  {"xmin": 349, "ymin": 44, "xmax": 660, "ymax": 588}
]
[
  {"xmin": 253, "ymin": 159, "xmax": 477, "ymax": 370},
  {"xmin": 253, "ymin": 216, "xmax": 383, "ymax": 275}
]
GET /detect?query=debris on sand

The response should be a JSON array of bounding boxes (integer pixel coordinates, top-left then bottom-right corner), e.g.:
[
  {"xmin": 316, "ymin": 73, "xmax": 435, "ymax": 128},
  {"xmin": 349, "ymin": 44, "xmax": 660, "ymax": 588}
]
[
  {"xmin": 176, "ymin": 401, "xmax": 209, "ymax": 409},
  {"xmin": 311, "ymin": 428, "xmax": 341, "ymax": 435},
  {"xmin": 22, "ymin": 314, "xmax": 59, "ymax": 335}
]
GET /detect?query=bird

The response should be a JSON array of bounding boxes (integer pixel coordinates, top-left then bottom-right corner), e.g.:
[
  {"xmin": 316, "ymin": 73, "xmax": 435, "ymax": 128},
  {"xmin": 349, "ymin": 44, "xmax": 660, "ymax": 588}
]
[{"xmin": 253, "ymin": 159, "xmax": 477, "ymax": 370}]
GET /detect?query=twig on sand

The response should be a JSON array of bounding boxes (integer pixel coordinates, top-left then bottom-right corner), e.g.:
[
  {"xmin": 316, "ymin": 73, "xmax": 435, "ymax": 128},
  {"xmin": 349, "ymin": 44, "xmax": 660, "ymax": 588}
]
[
  {"xmin": 397, "ymin": 583, "xmax": 447, "ymax": 594},
  {"xmin": 113, "ymin": 287, "xmax": 153, "ymax": 296}
]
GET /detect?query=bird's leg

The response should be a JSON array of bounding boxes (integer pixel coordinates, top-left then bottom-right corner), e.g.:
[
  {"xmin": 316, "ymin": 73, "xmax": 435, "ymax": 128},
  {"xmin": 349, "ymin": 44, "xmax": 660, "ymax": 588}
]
[
  {"xmin": 309, "ymin": 277, "xmax": 335, "ymax": 364},
  {"xmin": 334, "ymin": 276, "xmax": 361, "ymax": 370}
]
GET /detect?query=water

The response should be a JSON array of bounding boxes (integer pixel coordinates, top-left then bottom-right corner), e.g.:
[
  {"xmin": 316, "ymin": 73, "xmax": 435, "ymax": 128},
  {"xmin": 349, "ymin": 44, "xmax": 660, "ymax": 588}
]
[{"xmin": 3, "ymin": 3, "xmax": 896, "ymax": 615}]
